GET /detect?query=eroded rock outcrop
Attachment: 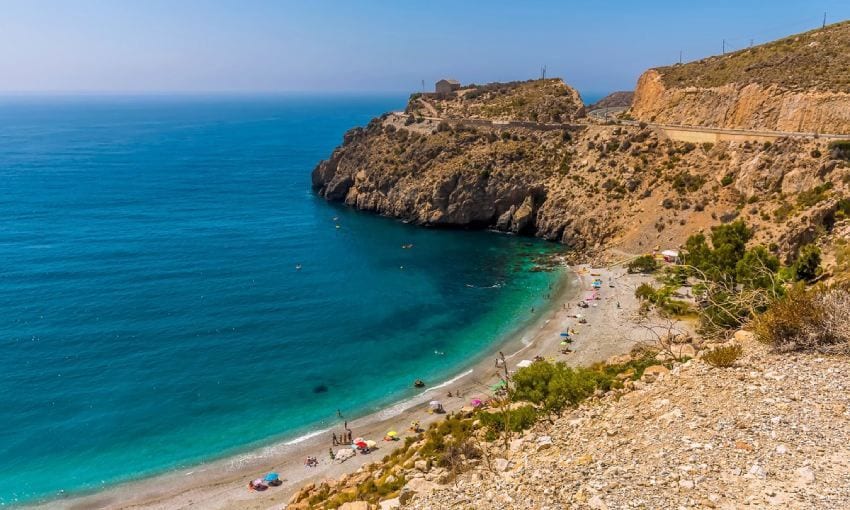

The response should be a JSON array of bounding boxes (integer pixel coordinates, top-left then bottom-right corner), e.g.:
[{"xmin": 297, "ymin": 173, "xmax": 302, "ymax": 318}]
[
  {"xmin": 631, "ymin": 21, "xmax": 850, "ymax": 134},
  {"xmin": 632, "ymin": 69, "xmax": 850, "ymax": 134}
]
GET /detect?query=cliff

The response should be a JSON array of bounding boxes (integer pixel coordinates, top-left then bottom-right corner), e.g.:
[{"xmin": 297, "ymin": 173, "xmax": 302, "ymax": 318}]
[
  {"xmin": 631, "ymin": 21, "xmax": 850, "ymax": 134},
  {"xmin": 587, "ymin": 91, "xmax": 634, "ymax": 111},
  {"xmin": 313, "ymin": 86, "xmax": 850, "ymax": 261}
]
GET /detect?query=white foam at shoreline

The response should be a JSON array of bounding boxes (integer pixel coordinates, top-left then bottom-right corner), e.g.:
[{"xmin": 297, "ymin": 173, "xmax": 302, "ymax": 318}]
[
  {"xmin": 427, "ymin": 368, "xmax": 473, "ymax": 391},
  {"xmin": 375, "ymin": 368, "xmax": 474, "ymax": 421},
  {"xmin": 284, "ymin": 426, "xmax": 332, "ymax": 446}
]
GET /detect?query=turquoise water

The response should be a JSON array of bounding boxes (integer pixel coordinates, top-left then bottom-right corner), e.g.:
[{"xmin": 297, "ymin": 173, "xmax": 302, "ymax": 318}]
[{"xmin": 0, "ymin": 95, "xmax": 562, "ymax": 505}]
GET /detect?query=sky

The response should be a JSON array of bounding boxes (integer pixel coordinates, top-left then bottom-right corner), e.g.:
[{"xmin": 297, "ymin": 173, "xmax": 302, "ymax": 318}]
[{"xmin": 1, "ymin": 0, "xmax": 849, "ymax": 97}]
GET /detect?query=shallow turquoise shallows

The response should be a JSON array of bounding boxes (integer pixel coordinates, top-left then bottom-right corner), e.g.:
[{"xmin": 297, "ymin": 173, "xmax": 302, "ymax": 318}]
[{"xmin": 0, "ymin": 95, "xmax": 562, "ymax": 505}]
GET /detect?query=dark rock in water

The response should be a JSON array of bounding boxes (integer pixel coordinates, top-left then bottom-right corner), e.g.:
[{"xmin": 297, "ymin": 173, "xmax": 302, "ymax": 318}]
[{"xmin": 313, "ymin": 384, "xmax": 328, "ymax": 394}]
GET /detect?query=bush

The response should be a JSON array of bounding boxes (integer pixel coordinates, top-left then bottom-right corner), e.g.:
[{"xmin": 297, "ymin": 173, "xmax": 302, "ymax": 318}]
[
  {"xmin": 721, "ymin": 173, "xmax": 734, "ymax": 186},
  {"xmin": 628, "ymin": 255, "xmax": 658, "ymax": 274},
  {"xmin": 793, "ymin": 244, "xmax": 822, "ymax": 282},
  {"xmin": 702, "ymin": 343, "xmax": 743, "ymax": 368},
  {"xmin": 511, "ymin": 361, "xmax": 612, "ymax": 417},
  {"xmin": 797, "ymin": 182, "xmax": 833, "ymax": 207},
  {"xmin": 753, "ymin": 284, "xmax": 850, "ymax": 354},
  {"xmin": 478, "ymin": 405, "xmax": 538, "ymax": 437},
  {"xmin": 828, "ymin": 140, "xmax": 850, "ymax": 160}
]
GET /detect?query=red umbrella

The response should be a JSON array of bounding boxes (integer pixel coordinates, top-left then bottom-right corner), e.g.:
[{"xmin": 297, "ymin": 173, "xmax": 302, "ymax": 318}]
[{"xmin": 355, "ymin": 441, "xmax": 368, "ymax": 449}]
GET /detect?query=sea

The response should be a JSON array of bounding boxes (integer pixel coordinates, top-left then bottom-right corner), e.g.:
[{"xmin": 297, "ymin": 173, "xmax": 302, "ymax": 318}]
[{"xmin": 0, "ymin": 94, "xmax": 567, "ymax": 505}]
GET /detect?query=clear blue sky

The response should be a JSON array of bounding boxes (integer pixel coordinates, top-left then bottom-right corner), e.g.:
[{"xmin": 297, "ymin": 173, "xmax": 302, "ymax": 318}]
[{"xmin": 2, "ymin": 0, "xmax": 849, "ymax": 96}]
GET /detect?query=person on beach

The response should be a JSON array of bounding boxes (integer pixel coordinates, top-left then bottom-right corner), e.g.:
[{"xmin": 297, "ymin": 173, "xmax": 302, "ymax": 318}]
[{"xmin": 332, "ymin": 432, "xmax": 337, "ymax": 446}]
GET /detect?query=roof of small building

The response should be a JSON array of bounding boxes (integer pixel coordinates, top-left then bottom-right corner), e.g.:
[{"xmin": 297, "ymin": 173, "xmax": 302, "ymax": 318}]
[{"xmin": 437, "ymin": 79, "xmax": 460, "ymax": 85}]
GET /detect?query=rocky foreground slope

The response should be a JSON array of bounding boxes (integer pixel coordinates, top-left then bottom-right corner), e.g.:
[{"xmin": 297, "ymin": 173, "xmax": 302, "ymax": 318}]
[
  {"xmin": 630, "ymin": 21, "xmax": 850, "ymax": 134},
  {"xmin": 409, "ymin": 337, "xmax": 850, "ymax": 509}
]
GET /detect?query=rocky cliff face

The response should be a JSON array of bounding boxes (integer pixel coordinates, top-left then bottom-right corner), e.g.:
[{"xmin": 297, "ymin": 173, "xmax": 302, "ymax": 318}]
[
  {"xmin": 313, "ymin": 101, "xmax": 849, "ymax": 260},
  {"xmin": 630, "ymin": 21, "xmax": 850, "ymax": 134},
  {"xmin": 632, "ymin": 69, "xmax": 850, "ymax": 134}
]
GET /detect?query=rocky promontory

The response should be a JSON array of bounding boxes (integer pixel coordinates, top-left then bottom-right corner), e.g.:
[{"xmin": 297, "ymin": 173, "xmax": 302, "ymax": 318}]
[{"xmin": 313, "ymin": 79, "xmax": 849, "ymax": 260}]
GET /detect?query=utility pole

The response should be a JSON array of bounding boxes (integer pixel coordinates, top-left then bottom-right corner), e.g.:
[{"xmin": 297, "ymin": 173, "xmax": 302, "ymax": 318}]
[
  {"xmin": 722, "ymin": 39, "xmax": 726, "ymax": 55},
  {"xmin": 679, "ymin": 50, "xmax": 682, "ymax": 64},
  {"xmin": 421, "ymin": 79, "xmax": 425, "ymax": 93},
  {"xmin": 749, "ymin": 38, "xmax": 753, "ymax": 48},
  {"xmin": 823, "ymin": 12, "xmax": 827, "ymax": 28},
  {"xmin": 540, "ymin": 65, "xmax": 547, "ymax": 80}
]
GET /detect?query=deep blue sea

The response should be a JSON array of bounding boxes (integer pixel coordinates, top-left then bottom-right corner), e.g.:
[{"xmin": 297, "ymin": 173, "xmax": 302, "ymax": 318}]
[{"xmin": 0, "ymin": 95, "xmax": 562, "ymax": 505}]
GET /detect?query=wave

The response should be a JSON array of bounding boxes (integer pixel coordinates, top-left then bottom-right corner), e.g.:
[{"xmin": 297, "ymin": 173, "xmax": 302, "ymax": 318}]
[
  {"xmin": 465, "ymin": 282, "xmax": 503, "ymax": 289},
  {"xmin": 375, "ymin": 368, "xmax": 475, "ymax": 421},
  {"xmin": 283, "ymin": 426, "xmax": 333, "ymax": 446}
]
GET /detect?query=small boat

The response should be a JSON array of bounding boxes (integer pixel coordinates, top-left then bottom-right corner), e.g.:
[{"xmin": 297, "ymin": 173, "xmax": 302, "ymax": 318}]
[
  {"xmin": 295, "ymin": 264, "xmax": 302, "ymax": 271},
  {"xmin": 413, "ymin": 379, "xmax": 425, "ymax": 388}
]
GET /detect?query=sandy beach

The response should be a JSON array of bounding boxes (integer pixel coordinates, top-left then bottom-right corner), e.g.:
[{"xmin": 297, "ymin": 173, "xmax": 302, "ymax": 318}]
[{"xmin": 43, "ymin": 262, "xmax": 656, "ymax": 510}]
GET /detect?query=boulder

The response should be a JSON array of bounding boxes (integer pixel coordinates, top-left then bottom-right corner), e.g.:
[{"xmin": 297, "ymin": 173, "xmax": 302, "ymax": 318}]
[
  {"xmin": 379, "ymin": 498, "xmax": 400, "ymax": 510},
  {"xmin": 734, "ymin": 330, "xmax": 756, "ymax": 343},
  {"xmin": 414, "ymin": 459, "xmax": 429, "ymax": 473},
  {"xmin": 641, "ymin": 365, "xmax": 670, "ymax": 382},
  {"xmin": 493, "ymin": 458, "xmax": 511, "ymax": 472},
  {"xmin": 339, "ymin": 502, "xmax": 370, "ymax": 510}
]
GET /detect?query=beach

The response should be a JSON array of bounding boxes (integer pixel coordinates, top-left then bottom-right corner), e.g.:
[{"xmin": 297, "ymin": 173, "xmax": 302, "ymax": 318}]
[{"xmin": 39, "ymin": 260, "xmax": 661, "ymax": 510}]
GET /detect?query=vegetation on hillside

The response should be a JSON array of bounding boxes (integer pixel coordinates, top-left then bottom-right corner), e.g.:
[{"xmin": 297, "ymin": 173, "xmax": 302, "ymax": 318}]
[
  {"xmin": 656, "ymin": 21, "xmax": 850, "ymax": 91},
  {"xmin": 406, "ymin": 79, "xmax": 585, "ymax": 123}
]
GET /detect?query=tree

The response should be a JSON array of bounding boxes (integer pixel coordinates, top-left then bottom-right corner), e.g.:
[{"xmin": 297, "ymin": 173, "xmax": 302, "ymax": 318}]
[
  {"xmin": 793, "ymin": 244, "xmax": 822, "ymax": 282},
  {"xmin": 736, "ymin": 246, "xmax": 780, "ymax": 290},
  {"xmin": 628, "ymin": 255, "xmax": 658, "ymax": 274}
]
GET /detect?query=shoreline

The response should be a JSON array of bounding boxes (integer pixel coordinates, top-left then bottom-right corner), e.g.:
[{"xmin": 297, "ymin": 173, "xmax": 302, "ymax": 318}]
[{"xmin": 40, "ymin": 262, "xmax": 652, "ymax": 510}]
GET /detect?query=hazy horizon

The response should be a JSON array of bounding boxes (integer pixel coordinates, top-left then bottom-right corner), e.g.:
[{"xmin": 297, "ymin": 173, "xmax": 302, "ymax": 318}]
[{"xmin": 2, "ymin": 1, "xmax": 849, "ymax": 96}]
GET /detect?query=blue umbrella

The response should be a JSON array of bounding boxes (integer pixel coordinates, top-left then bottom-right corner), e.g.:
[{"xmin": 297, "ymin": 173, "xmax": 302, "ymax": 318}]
[
  {"xmin": 560, "ymin": 333, "xmax": 570, "ymax": 337},
  {"xmin": 264, "ymin": 472, "xmax": 279, "ymax": 482}
]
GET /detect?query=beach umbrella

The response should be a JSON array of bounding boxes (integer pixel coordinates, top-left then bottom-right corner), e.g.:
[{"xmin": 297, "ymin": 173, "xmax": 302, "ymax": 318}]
[
  {"xmin": 252, "ymin": 478, "xmax": 265, "ymax": 486},
  {"xmin": 365, "ymin": 439, "xmax": 377, "ymax": 448},
  {"xmin": 264, "ymin": 472, "xmax": 279, "ymax": 482},
  {"xmin": 353, "ymin": 437, "xmax": 365, "ymax": 444},
  {"xmin": 560, "ymin": 332, "xmax": 570, "ymax": 337},
  {"xmin": 355, "ymin": 441, "xmax": 368, "ymax": 449},
  {"xmin": 386, "ymin": 430, "xmax": 397, "ymax": 437},
  {"xmin": 470, "ymin": 398, "xmax": 483, "ymax": 407}
]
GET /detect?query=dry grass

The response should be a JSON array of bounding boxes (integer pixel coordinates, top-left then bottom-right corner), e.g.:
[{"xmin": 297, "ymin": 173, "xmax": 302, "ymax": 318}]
[
  {"xmin": 702, "ymin": 343, "xmax": 744, "ymax": 368},
  {"xmin": 657, "ymin": 20, "xmax": 850, "ymax": 92},
  {"xmin": 753, "ymin": 284, "xmax": 850, "ymax": 354}
]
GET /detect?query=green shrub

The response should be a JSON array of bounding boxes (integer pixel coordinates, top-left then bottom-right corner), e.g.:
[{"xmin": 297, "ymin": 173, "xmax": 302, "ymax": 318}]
[
  {"xmin": 702, "ymin": 343, "xmax": 743, "ymax": 368},
  {"xmin": 478, "ymin": 405, "xmax": 538, "ymax": 437},
  {"xmin": 793, "ymin": 244, "xmax": 822, "ymax": 282},
  {"xmin": 628, "ymin": 255, "xmax": 658, "ymax": 274},
  {"xmin": 828, "ymin": 140, "xmax": 850, "ymax": 160},
  {"xmin": 671, "ymin": 171, "xmax": 706, "ymax": 193},
  {"xmin": 511, "ymin": 361, "xmax": 613, "ymax": 417},
  {"xmin": 721, "ymin": 173, "xmax": 734, "ymax": 186},
  {"xmin": 797, "ymin": 182, "xmax": 833, "ymax": 207}
]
